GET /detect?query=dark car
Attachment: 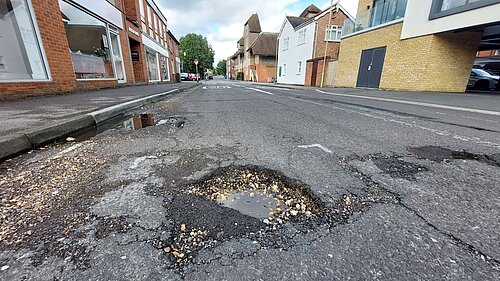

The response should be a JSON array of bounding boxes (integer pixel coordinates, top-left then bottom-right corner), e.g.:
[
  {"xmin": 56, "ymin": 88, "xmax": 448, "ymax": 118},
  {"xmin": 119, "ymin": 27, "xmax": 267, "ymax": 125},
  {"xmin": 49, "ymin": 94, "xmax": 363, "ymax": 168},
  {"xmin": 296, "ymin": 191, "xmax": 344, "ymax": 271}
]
[{"xmin": 467, "ymin": 69, "xmax": 499, "ymax": 90}]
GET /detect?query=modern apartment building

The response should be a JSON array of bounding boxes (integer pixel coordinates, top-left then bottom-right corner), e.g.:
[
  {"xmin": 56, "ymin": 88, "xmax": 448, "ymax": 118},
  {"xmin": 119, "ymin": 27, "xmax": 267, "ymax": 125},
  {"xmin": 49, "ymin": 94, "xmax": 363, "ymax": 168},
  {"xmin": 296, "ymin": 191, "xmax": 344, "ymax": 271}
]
[{"xmin": 336, "ymin": 0, "xmax": 500, "ymax": 92}]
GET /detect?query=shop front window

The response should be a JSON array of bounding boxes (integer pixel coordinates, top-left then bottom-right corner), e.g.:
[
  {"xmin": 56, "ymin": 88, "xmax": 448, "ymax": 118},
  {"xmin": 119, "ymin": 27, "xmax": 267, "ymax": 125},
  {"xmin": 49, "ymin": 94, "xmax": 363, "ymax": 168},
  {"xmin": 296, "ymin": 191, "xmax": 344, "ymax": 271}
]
[
  {"xmin": 0, "ymin": 0, "xmax": 49, "ymax": 81},
  {"xmin": 109, "ymin": 30, "xmax": 125, "ymax": 82},
  {"xmin": 146, "ymin": 48, "xmax": 159, "ymax": 81},
  {"xmin": 61, "ymin": 1, "xmax": 114, "ymax": 79}
]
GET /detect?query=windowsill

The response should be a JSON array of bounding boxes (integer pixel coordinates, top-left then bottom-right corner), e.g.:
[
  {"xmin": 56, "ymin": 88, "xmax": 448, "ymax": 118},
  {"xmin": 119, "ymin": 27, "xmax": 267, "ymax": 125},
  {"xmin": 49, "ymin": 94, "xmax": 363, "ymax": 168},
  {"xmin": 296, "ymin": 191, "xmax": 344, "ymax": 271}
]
[
  {"xmin": 325, "ymin": 39, "xmax": 341, "ymax": 42},
  {"xmin": 76, "ymin": 78, "xmax": 117, "ymax": 81},
  {"xmin": 0, "ymin": 78, "xmax": 51, "ymax": 83}
]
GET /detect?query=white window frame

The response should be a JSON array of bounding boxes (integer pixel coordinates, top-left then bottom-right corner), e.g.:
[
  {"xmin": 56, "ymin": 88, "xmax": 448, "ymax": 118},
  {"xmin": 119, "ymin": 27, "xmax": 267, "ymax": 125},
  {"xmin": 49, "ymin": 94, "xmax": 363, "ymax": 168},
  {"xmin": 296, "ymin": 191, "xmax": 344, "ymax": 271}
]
[
  {"xmin": 282, "ymin": 64, "xmax": 287, "ymax": 76},
  {"xmin": 325, "ymin": 25, "xmax": 343, "ymax": 42},
  {"xmin": 282, "ymin": 37, "xmax": 289, "ymax": 51},
  {"xmin": 139, "ymin": 0, "xmax": 145, "ymax": 21},
  {"xmin": 298, "ymin": 29, "xmax": 306, "ymax": 45},
  {"xmin": 0, "ymin": 0, "xmax": 51, "ymax": 83},
  {"xmin": 147, "ymin": 6, "xmax": 152, "ymax": 28},
  {"xmin": 297, "ymin": 61, "xmax": 302, "ymax": 74}
]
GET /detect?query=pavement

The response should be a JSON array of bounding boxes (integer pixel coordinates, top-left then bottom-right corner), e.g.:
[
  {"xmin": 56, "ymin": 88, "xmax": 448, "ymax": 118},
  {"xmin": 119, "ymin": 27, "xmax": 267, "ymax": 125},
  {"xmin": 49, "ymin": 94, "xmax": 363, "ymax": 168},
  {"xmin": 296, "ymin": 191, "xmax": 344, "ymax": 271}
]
[
  {"xmin": 1, "ymin": 78, "xmax": 499, "ymax": 280},
  {"xmin": 0, "ymin": 82, "xmax": 199, "ymax": 160}
]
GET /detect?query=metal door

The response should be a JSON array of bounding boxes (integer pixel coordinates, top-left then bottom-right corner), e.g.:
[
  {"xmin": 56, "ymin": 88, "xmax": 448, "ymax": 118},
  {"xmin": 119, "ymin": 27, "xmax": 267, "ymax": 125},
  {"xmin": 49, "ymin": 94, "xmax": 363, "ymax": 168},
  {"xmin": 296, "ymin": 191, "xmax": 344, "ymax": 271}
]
[{"xmin": 356, "ymin": 47, "xmax": 386, "ymax": 88}]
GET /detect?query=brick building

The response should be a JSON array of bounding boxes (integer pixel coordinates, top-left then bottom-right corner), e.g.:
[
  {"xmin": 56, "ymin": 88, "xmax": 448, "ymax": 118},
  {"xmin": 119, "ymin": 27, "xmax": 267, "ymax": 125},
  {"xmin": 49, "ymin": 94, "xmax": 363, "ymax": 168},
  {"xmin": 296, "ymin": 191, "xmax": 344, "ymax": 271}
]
[
  {"xmin": 227, "ymin": 14, "xmax": 278, "ymax": 82},
  {"xmin": 0, "ymin": 0, "xmax": 178, "ymax": 99},
  {"xmin": 166, "ymin": 30, "xmax": 180, "ymax": 82},
  {"xmin": 336, "ymin": 0, "xmax": 500, "ymax": 93},
  {"xmin": 123, "ymin": 0, "xmax": 173, "ymax": 84}
]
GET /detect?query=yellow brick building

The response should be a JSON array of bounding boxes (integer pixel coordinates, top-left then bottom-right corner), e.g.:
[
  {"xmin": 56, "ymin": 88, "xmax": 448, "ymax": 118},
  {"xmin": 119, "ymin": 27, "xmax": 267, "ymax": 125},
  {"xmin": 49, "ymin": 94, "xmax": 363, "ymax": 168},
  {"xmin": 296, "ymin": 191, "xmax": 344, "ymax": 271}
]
[{"xmin": 336, "ymin": 0, "xmax": 500, "ymax": 93}]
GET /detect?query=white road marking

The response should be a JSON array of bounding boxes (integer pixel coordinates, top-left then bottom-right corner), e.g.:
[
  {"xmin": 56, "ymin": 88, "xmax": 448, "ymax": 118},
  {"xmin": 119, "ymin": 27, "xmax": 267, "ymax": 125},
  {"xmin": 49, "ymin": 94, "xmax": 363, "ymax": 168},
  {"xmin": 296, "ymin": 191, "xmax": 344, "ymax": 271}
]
[
  {"xmin": 316, "ymin": 89, "xmax": 500, "ymax": 116},
  {"xmin": 257, "ymin": 86, "xmax": 292, "ymax": 91},
  {"xmin": 298, "ymin": 144, "xmax": 333, "ymax": 154},
  {"xmin": 246, "ymin": 87, "xmax": 274, "ymax": 95},
  {"xmin": 203, "ymin": 86, "xmax": 231, "ymax": 89}
]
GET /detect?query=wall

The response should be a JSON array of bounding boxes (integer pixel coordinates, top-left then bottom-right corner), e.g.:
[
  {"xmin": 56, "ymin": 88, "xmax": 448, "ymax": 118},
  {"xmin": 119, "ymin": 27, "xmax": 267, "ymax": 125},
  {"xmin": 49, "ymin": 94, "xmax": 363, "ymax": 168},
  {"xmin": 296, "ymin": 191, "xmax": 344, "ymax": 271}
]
[
  {"xmin": 277, "ymin": 20, "xmax": 315, "ymax": 85},
  {"xmin": 402, "ymin": 0, "xmax": 500, "ymax": 39},
  {"xmin": 336, "ymin": 22, "xmax": 482, "ymax": 92}
]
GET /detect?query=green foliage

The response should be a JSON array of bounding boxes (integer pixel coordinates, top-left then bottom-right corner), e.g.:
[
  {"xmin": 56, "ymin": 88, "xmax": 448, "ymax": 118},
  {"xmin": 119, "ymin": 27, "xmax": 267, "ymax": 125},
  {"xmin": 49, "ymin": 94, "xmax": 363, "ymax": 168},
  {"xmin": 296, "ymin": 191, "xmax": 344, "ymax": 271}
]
[
  {"xmin": 179, "ymin": 33, "xmax": 215, "ymax": 74},
  {"xmin": 216, "ymin": 59, "xmax": 227, "ymax": 76}
]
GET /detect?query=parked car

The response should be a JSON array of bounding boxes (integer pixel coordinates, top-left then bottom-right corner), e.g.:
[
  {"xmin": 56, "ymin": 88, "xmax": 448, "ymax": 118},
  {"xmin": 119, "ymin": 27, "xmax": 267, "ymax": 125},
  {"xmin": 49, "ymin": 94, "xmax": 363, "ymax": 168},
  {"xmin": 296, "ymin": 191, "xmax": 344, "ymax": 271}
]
[
  {"xmin": 188, "ymin": 73, "xmax": 197, "ymax": 81},
  {"xmin": 467, "ymin": 69, "xmax": 499, "ymax": 90},
  {"xmin": 180, "ymin": 73, "xmax": 188, "ymax": 81},
  {"xmin": 207, "ymin": 74, "xmax": 213, "ymax": 80}
]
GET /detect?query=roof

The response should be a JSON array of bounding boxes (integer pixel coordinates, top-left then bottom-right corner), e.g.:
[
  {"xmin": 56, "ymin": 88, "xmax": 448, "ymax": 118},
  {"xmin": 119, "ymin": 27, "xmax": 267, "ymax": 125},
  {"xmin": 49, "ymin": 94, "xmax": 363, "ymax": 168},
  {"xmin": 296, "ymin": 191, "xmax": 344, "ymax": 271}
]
[
  {"xmin": 238, "ymin": 37, "xmax": 244, "ymax": 46},
  {"xmin": 167, "ymin": 30, "xmax": 179, "ymax": 45},
  {"xmin": 287, "ymin": 16, "xmax": 308, "ymax": 28},
  {"xmin": 299, "ymin": 4, "xmax": 321, "ymax": 18},
  {"xmin": 247, "ymin": 32, "xmax": 278, "ymax": 56},
  {"xmin": 245, "ymin": 14, "xmax": 262, "ymax": 33}
]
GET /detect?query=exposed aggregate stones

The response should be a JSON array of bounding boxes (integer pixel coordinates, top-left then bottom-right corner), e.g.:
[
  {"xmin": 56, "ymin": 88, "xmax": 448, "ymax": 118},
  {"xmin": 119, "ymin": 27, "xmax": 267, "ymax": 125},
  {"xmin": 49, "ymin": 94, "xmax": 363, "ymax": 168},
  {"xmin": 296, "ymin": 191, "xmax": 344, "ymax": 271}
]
[{"xmin": 0, "ymin": 141, "xmax": 107, "ymax": 248}]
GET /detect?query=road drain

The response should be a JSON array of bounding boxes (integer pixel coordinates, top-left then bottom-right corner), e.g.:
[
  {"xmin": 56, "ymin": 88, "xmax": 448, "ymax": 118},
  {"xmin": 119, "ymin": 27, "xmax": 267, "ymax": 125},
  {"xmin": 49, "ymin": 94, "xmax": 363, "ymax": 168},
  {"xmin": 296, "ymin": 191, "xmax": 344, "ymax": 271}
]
[{"xmin": 163, "ymin": 166, "xmax": 325, "ymax": 266}]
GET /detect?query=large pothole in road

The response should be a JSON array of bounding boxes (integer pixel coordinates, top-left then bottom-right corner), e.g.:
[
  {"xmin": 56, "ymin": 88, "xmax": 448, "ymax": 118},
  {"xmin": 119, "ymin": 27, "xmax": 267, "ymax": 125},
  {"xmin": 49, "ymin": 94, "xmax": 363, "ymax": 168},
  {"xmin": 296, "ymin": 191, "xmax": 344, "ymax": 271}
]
[{"xmin": 162, "ymin": 166, "xmax": 325, "ymax": 266}]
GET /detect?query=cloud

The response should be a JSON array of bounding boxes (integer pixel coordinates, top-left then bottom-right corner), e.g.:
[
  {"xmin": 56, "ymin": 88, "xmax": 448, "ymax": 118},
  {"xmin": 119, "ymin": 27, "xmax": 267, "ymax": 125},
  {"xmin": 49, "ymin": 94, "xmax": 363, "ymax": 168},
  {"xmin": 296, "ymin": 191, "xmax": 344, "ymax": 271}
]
[{"xmin": 156, "ymin": 0, "xmax": 358, "ymax": 65}]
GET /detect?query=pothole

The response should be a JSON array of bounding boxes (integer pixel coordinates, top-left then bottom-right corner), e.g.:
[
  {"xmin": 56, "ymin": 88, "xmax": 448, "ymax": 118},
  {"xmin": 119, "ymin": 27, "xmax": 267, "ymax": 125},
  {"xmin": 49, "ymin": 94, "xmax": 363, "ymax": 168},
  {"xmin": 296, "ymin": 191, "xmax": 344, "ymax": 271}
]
[
  {"xmin": 408, "ymin": 146, "xmax": 500, "ymax": 167},
  {"xmin": 372, "ymin": 156, "xmax": 428, "ymax": 181},
  {"xmin": 163, "ymin": 165, "xmax": 325, "ymax": 266},
  {"xmin": 187, "ymin": 166, "xmax": 324, "ymax": 224}
]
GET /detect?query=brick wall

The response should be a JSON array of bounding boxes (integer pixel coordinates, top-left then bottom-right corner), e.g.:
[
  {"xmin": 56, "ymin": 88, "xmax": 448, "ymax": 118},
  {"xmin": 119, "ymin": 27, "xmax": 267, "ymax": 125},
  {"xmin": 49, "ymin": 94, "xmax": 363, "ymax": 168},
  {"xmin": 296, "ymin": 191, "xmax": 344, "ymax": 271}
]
[
  {"xmin": 0, "ymin": 0, "xmax": 135, "ymax": 98},
  {"xmin": 336, "ymin": 23, "xmax": 482, "ymax": 92}
]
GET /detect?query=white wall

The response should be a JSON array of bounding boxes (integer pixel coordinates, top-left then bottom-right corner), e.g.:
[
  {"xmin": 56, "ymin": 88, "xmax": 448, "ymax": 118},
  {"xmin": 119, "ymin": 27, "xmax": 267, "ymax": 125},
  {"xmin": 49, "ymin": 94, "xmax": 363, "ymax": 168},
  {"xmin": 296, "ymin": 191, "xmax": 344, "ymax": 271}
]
[
  {"xmin": 277, "ymin": 20, "xmax": 314, "ymax": 85},
  {"xmin": 402, "ymin": 0, "xmax": 500, "ymax": 39}
]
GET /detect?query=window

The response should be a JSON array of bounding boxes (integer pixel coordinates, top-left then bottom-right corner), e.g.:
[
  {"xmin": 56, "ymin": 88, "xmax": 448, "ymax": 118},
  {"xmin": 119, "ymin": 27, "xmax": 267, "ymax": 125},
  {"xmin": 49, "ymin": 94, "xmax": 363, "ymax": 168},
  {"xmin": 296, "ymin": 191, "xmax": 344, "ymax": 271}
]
[
  {"xmin": 297, "ymin": 61, "xmax": 302, "ymax": 74},
  {"xmin": 138, "ymin": 0, "xmax": 145, "ymax": 21},
  {"xmin": 0, "ymin": 0, "xmax": 49, "ymax": 81},
  {"xmin": 147, "ymin": 6, "xmax": 152, "ymax": 28},
  {"xmin": 146, "ymin": 48, "xmax": 159, "ymax": 81},
  {"xmin": 325, "ymin": 25, "xmax": 343, "ymax": 41},
  {"xmin": 61, "ymin": 1, "xmax": 123, "ymax": 80},
  {"xmin": 282, "ymin": 37, "xmax": 289, "ymax": 51},
  {"xmin": 430, "ymin": 0, "xmax": 500, "ymax": 19},
  {"xmin": 298, "ymin": 29, "xmax": 306, "ymax": 45},
  {"xmin": 495, "ymin": 50, "xmax": 500, "ymax": 56},
  {"xmin": 282, "ymin": 64, "xmax": 287, "ymax": 76},
  {"xmin": 370, "ymin": 0, "xmax": 407, "ymax": 27}
]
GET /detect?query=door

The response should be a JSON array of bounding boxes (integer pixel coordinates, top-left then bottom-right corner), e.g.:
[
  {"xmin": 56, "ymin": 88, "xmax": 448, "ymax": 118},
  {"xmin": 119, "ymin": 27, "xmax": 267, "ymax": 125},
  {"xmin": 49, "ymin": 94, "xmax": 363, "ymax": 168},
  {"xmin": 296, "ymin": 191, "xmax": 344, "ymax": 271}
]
[
  {"xmin": 356, "ymin": 47, "xmax": 386, "ymax": 88},
  {"xmin": 311, "ymin": 61, "xmax": 318, "ymax": 86}
]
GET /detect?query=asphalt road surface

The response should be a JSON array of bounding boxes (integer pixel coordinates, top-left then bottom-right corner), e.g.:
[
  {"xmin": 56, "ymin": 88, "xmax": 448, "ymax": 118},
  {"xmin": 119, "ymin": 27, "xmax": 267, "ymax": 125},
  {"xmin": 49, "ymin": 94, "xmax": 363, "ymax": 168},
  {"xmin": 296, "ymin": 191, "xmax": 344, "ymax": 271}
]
[{"xmin": 1, "ymin": 79, "xmax": 499, "ymax": 280}]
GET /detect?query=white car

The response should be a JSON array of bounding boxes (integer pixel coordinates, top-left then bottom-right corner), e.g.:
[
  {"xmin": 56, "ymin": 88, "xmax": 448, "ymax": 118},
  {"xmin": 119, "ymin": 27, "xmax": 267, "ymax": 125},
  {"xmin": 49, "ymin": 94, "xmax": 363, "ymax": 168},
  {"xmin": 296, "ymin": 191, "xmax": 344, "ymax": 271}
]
[{"xmin": 467, "ymin": 69, "xmax": 499, "ymax": 90}]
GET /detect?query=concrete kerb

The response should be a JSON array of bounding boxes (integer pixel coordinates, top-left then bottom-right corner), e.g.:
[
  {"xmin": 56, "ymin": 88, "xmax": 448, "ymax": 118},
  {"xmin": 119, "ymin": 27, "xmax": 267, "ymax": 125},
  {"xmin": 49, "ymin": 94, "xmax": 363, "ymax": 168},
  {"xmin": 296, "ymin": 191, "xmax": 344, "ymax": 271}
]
[{"xmin": 0, "ymin": 85, "xmax": 198, "ymax": 162}]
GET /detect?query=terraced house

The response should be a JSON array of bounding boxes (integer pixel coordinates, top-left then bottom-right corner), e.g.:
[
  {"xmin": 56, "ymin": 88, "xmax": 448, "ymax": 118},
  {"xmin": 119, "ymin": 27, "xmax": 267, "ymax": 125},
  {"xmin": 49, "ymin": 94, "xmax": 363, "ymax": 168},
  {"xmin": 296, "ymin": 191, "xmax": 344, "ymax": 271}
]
[
  {"xmin": 277, "ymin": 4, "xmax": 354, "ymax": 86},
  {"xmin": 336, "ymin": 0, "xmax": 500, "ymax": 92},
  {"xmin": 0, "ymin": 0, "xmax": 178, "ymax": 98}
]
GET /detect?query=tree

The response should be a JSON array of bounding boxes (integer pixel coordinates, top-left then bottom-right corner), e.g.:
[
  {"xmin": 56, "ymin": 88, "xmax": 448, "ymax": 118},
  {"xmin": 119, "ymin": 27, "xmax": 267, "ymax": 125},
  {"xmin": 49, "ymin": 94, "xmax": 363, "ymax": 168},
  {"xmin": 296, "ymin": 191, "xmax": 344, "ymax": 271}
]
[
  {"xmin": 216, "ymin": 59, "xmax": 227, "ymax": 77},
  {"xmin": 179, "ymin": 34, "xmax": 215, "ymax": 75}
]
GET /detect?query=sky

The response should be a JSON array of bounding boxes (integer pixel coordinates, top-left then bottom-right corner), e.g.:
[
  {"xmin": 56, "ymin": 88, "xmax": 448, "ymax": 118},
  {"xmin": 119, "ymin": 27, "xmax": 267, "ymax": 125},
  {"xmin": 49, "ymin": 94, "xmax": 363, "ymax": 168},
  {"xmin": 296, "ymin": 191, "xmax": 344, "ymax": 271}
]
[{"xmin": 157, "ymin": 0, "xmax": 359, "ymax": 65}]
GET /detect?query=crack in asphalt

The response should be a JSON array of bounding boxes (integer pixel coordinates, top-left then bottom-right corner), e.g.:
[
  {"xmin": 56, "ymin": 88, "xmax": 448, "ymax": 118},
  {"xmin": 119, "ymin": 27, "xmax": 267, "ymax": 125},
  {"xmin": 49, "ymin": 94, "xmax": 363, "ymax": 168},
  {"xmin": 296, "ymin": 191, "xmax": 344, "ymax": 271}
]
[{"xmin": 339, "ymin": 154, "xmax": 500, "ymax": 269}]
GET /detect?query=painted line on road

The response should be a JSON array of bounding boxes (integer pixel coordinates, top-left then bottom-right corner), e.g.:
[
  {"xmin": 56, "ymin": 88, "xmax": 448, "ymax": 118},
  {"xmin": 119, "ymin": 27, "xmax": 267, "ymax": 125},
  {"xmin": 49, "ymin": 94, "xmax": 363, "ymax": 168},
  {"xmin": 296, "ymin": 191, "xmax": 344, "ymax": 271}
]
[
  {"xmin": 246, "ymin": 87, "xmax": 274, "ymax": 95},
  {"xmin": 316, "ymin": 90, "xmax": 500, "ymax": 116},
  {"xmin": 298, "ymin": 144, "xmax": 333, "ymax": 154}
]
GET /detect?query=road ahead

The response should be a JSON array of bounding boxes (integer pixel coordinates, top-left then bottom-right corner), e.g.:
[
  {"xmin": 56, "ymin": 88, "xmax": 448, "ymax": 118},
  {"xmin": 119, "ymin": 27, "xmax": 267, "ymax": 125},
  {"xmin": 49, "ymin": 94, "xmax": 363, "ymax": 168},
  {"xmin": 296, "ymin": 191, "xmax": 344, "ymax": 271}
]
[{"xmin": 1, "ymin": 80, "xmax": 499, "ymax": 280}]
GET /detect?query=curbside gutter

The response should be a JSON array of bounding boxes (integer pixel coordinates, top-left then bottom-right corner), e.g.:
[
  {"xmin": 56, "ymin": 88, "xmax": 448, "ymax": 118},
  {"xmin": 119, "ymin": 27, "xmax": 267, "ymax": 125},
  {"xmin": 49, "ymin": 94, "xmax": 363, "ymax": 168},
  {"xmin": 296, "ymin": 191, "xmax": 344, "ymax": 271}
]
[{"xmin": 0, "ymin": 85, "xmax": 199, "ymax": 162}]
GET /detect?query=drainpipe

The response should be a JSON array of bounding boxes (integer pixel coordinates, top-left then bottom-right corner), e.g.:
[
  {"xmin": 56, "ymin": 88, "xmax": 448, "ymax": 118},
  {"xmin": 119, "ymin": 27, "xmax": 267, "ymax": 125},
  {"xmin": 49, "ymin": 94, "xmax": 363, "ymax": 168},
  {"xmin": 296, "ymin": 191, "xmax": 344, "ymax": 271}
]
[
  {"xmin": 275, "ymin": 36, "xmax": 279, "ymax": 84},
  {"xmin": 320, "ymin": 0, "xmax": 336, "ymax": 88}
]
